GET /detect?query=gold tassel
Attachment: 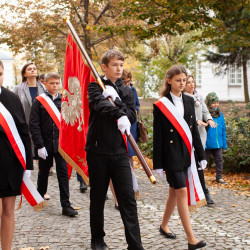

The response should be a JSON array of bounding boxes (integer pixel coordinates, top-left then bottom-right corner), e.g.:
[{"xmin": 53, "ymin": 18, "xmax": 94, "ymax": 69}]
[
  {"xmin": 17, "ymin": 195, "xmax": 23, "ymax": 210},
  {"xmin": 188, "ymin": 198, "xmax": 207, "ymax": 212},
  {"xmin": 33, "ymin": 201, "xmax": 48, "ymax": 212}
]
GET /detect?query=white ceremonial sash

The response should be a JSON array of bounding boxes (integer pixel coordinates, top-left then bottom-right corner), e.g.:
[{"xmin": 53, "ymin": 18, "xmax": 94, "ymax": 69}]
[
  {"xmin": 154, "ymin": 97, "xmax": 206, "ymax": 211},
  {"xmin": 0, "ymin": 102, "xmax": 47, "ymax": 211},
  {"xmin": 36, "ymin": 93, "xmax": 61, "ymax": 129}
]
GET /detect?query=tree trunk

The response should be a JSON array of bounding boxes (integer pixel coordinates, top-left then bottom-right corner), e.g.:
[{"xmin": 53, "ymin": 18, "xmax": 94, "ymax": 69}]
[{"xmin": 242, "ymin": 59, "xmax": 249, "ymax": 103}]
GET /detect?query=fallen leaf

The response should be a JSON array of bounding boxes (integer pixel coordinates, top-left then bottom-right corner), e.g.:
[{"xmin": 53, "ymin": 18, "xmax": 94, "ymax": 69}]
[
  {"xmin": 232, "ymin": 204, "xmax": 236, "ymax": 207},
  {"xmin": 73, "ymin": 207, "xmax": 82, "ymax": 210},
  {"xmin": 216, "ymin": 220, "xmax": 223, "ymax": 223}
]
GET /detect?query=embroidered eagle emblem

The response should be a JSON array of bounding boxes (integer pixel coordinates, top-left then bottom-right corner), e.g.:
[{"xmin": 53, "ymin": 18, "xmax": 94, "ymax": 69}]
[{"xmin": 61, "ymin": 77, "xmax": 84, "ymax": 132}]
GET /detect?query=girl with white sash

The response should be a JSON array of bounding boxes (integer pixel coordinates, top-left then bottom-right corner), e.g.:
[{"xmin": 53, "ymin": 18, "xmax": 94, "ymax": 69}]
[
  {"xmin": 0, "ymin": 60, "xmax": 33, "ymax": 250},
  {"xmin": 153, "ymin": 65, "xmax": 206, "ymax": 250}
]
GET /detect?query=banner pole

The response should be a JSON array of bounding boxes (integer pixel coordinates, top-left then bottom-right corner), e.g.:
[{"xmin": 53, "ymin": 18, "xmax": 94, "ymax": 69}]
[{"xmin": 63, "ymin": 17, "xmax": 156, "ymax": 184}]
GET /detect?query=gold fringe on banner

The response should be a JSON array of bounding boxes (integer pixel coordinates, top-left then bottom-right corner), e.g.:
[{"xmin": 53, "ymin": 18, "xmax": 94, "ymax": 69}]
[
  {"xmin": 58, "ymin": 146, "xmax": 89, "ymax": 186},
  {"xmin": 135, "ymin": 190, "xmax": 142, "ymax": 200},
  {"xmin": 189, "ymin": 198, "xmax": 207, "ymax": 212}
]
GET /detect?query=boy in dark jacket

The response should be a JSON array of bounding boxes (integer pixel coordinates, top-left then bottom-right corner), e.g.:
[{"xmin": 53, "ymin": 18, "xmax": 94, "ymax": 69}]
[
  {"xmin": 29, "ymin": 72, "xmax": 78, "ymax": 217},
  {"xmin": 85, "ymin": 50, "xmax": 144, "ymax": 250},
  {"xmin": 205, "ymin": 92, "xmax": 227, "ymax": 184}
]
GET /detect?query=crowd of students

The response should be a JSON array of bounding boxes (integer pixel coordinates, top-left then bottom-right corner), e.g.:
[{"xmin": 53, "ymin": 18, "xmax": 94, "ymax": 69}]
[{"xmin": 0, "ymin": 49, "xmax": 227, "ymax": 250}]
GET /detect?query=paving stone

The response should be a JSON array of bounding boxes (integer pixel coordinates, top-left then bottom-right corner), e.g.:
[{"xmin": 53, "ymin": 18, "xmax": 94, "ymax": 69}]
[{"xmin": 11, "ymin": 162, "xmax": 250, "ymax": 250}]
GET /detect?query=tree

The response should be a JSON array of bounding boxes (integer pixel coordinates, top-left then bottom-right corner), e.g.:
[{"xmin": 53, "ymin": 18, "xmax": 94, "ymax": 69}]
[
  {"xmin": 0, "ymin": 0, "xmax": 136, "ymax": 75},
  {"xmin": 200, "ymin": 0, "xmax": 250, "ymax": 102},
  {"xmin": 114, "ymin": 0, "xmax": 211, "ymax": 39},
  {"xmin": 117, "ymin": 0, "xmax": 250, "ymax": 102},
  {"xmin": 132, "ymin": 33, "xmax": 203, "ymax": 97}
]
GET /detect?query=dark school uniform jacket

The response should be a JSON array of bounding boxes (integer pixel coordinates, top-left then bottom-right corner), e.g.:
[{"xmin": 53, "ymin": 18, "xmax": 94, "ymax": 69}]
[
  {"xmin": 0, "ymin": 87, "xmax": 33, "ymax": 190},
  {"xmin": 85, "ymin": 77, "xmax": 136, "ymax": 155},
  {"xmin": 153, "ymin": 93, "xmax": 205, "ymax": 172},
  {"xmin": 29, "ymin": 91, "xmax": 62, "ymax": 153}
]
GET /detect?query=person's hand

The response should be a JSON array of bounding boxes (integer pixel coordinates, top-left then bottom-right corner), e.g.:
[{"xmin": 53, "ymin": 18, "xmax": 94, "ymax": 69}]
[
  {"xmin": 197, "ymin": 120, "xmax": 208, "ymax": 127},
  {"xmin": 102, "ymin": 86, "xmax": 120, "ymax": 102},
  {"xmin": 26, "ymin": 170, "xmax": 32, "ymax": 178},
  {"xmin": 154, "ymin": 169, "xmax": 164, "ymax": 179},
  {"xmin": 38, "ymin": 147, "xmax": 48, "ymax": 160},
  {"xmin": 207, "ymin": 119, "xmax": 217, "ymax": 128},
  {"xmin": 198, "ymin": 160, "xmax": 207, "ymax": 170},
  {"xmin": 117, "ymin": 116, "xmax": 131, "ymax": 135}
]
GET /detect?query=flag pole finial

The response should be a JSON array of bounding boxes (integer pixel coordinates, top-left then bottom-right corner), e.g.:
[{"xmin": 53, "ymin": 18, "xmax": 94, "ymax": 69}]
[{"xmin": 63, "ymin": 16, "xmax": 70, "ymax": 23}]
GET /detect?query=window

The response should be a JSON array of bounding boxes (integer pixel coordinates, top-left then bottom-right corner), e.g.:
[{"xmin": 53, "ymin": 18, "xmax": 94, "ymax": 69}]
[
  {"xmin": 195, "ymin": 61, "xmax": 202, "ymax": 86},
  {"xmin": 228, "ymin": 64, "xmax": 242, "ymax": 85}
]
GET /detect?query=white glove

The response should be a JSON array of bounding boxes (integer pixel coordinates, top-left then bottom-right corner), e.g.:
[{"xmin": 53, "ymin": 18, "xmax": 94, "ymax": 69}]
[
  {"xmin": 198, "ymin": 160, "xmax": 207, "ymax": 170},
  {"xmin": 154, "ymin": 169, "xmax": 164, "ymax": 179},
  {"xmin": 102, "ymin": 86, "xmax": 120, "ymax": 102},
  {"xmin": 117, "ymin": 116, "xmax": 131, "ymax": 135},
  {"xmin": 26, "ymin": 170, "xmax": 31, "ymax": 178},
  {"xmin": 38, "ymin": 147, "xmax": 48, "ymax": 160}
]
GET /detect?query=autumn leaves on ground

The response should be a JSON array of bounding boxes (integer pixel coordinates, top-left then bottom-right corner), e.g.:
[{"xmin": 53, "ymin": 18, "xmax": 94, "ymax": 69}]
[
  {"xmin": 133, "ymin": 156, "xmax": 250, "ymax": 197},
  {"xmin": 135, "ymin": 100, "xmax": 250, "ymax": 197}
]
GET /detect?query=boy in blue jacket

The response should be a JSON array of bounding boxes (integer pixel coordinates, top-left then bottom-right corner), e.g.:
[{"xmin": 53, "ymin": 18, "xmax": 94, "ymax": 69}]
[{"xmin": 205, "ymin": 92, "xmax": 227, "ymax": 184}]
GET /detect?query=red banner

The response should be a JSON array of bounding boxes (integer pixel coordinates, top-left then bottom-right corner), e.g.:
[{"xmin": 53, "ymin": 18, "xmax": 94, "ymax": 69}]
[{"xmin": 59, "ymin": 33, "xmax": 94, "ymax": 185}]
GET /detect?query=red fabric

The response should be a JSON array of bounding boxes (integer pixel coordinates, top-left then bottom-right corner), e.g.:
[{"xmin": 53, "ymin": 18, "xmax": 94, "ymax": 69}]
[
  {"xmin": 0, "ymin": 113, "xmax": 26, "ymax": 169},
  {"xmin": 154, "ymin": 100, "xmax": 192, "ymax": 158},
  {"xmin": 35, "ymin": 95, "xmax": 60, "ymax": 129},
  {"xmin": 21, "ymin": 182, "xmax": 37, "ymax": 206},
  {"xmin": 59, "ymin": 33, "xmax": 94, "ymax": 180}
]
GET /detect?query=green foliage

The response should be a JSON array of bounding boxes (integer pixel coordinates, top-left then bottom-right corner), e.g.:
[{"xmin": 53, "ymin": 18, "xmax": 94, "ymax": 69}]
[
  {"xmin": 133, "ymin": 33, "xmax": 203, "ymax": 97},
  {"xmin": 200, "ymin": 1, "xmax": 250, "ymax": 102},
  {"xmin": 223, "ymin": 104, "xmax": 250, "ymax": 173},
  {"xmin": 119, "ymin": 0, "xmax": 211, "ymax": 39},
  {"xmin": 138, "ymin": 102, "xmax": 250, "ymax": 173}
]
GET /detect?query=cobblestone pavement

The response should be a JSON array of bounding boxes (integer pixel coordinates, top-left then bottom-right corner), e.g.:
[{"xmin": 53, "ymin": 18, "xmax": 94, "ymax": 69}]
[{"xmin": 12, "ymin": 163, "xmax": 249, "ymax": 250}]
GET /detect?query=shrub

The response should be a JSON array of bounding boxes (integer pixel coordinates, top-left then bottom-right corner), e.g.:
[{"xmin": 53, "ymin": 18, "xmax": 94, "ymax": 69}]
[
  {"xmin": 138, "ymin": 102, "xmax": 250, "ymax": 173},
  {"xmin": 223, "ymin": 103, "xmax": 250, "ymax": 173}
]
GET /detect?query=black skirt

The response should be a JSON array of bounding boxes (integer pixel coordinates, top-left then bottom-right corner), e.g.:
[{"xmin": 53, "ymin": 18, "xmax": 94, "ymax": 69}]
[
  {"xmin": 165, "ymin": 168, "xmax": 188, "ymax": 189},
  {"xmin": 0, "ymin": 183, "xmax": 21, "ymax": 198}
]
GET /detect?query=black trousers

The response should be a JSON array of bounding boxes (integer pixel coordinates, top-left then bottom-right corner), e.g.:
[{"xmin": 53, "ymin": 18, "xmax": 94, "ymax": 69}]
[
  {"xmin": 87, "ymin": 153, "xmax": 144, "ymax": 250},
  {"xmin": 37, "ymin": 152, "xmax": 70, "ymax": 208}
]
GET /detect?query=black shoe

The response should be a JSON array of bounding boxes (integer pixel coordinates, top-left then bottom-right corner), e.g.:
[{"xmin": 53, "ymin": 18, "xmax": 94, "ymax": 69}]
[
  {"xmin": 80, "ymin": 181, "xmax": 87, "ymax": 193},
  {"xmin": 91, "ymin": 242, "xmax": 108, "ymax": 250},
  {"xmin": 62, "ymin": 206, "xmax": 78, "ymax": 217},
  {"xmin": 159, "ymin": 226, "xmax": 176, "ymax": 239},
  {"xmin": 105, "ymin": 195, "xmax": 109, "ymax": 200},
  {"xmin": 205, "ymin": 192, "xmax": 215, "ymax": 205},
  {"xmin": 216, "ymin": 178, "xmax": 227, "ymax": 184},
  {"xmin": 188, "ymin": 240, "xmax": 206, "ymax": 250}
]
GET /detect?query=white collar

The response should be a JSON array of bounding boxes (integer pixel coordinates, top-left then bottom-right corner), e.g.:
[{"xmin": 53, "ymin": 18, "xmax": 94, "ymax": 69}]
[{"xmin": 170, "ymin": 91, "xmax": 183, "ymax": 102}]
